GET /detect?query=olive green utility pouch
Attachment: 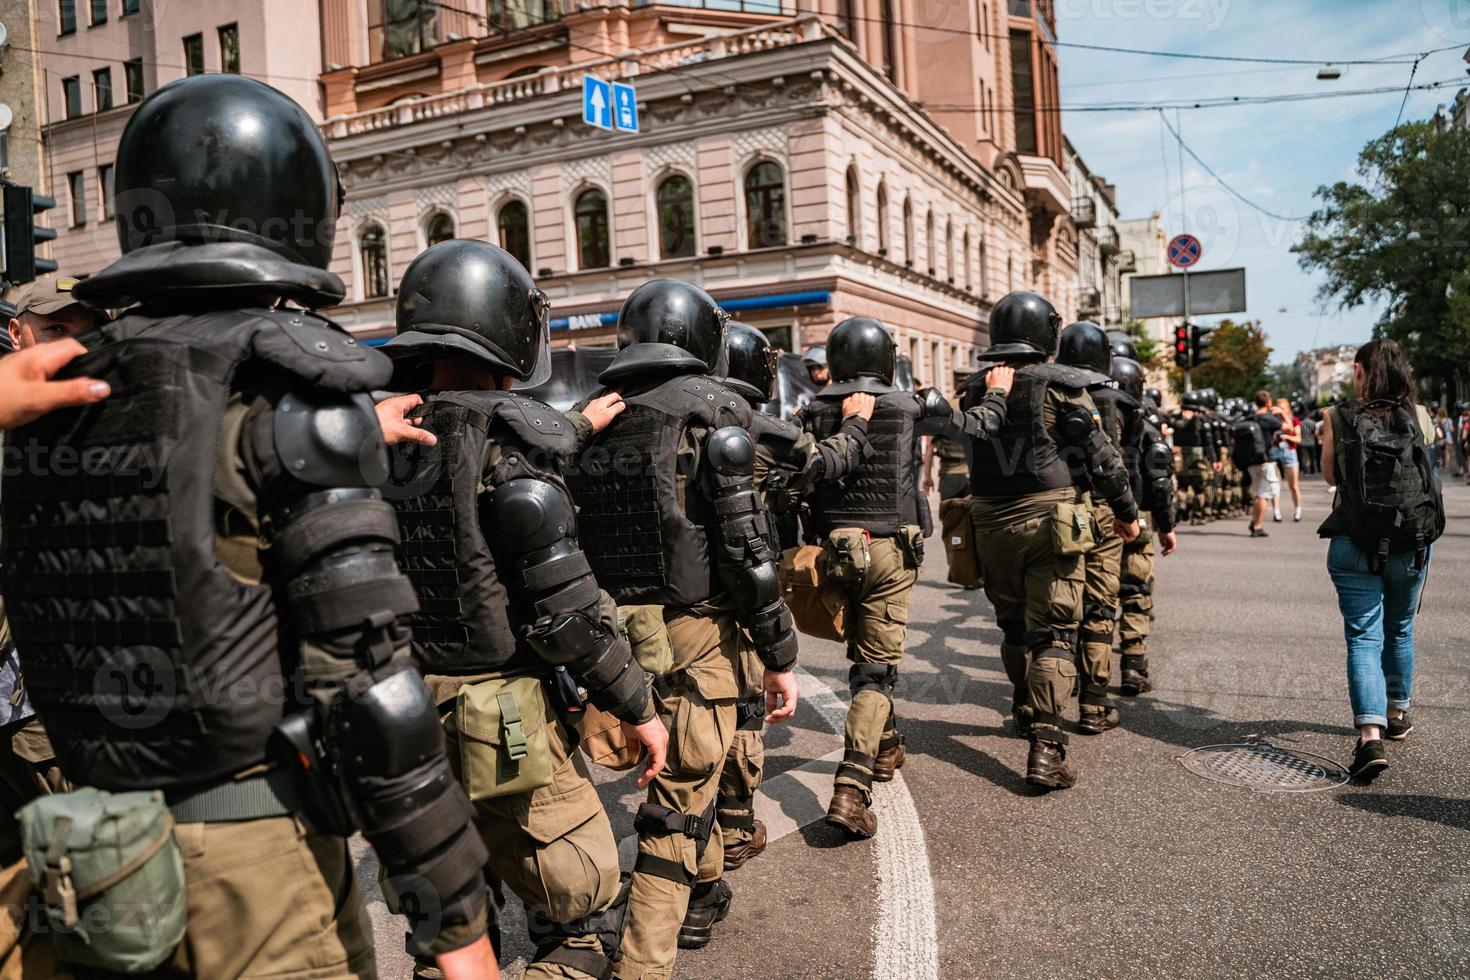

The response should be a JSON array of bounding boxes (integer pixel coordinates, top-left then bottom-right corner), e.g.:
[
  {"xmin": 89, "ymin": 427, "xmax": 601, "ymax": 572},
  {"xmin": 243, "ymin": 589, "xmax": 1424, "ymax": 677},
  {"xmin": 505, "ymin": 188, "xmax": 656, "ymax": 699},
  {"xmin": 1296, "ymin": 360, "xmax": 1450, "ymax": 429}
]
[
  {"xmin": 897, "ymin": 525, "xmax": 926, "ymax": 570},
  {"xmin": 619, "ymin": 604, "xmax": 673, "ymax": 677},
  {"xmin": 456, "ymin": 674, "xmax": 554, "ymax": 800},
  {"xmin": 824, "ymin": 528, "xmax": 870, "ymax": 586},
  {"xmin": 19, "ymin": 787, "xmax": 186, "ymax": 973},
  {"xmin": 1049, "ymin": 500, "xmax": 1098, "ymax": 556}
]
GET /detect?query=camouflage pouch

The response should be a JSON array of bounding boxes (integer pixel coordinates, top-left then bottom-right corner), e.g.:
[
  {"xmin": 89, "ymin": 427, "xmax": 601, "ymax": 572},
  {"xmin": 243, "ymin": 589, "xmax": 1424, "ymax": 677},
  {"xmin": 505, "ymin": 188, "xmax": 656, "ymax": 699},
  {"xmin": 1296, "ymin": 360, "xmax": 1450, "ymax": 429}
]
[
  {"xmin": 455, "ymin": 674, "xmax": 554, "ymax": 801},
  {"xmin": 1049, "ymin": 500, "xmax": 1097, "ymax": 556},
  {"xmin": 619, "ymin": 604, "xmax": 674, "ymax": 677},
  {"xmin": 19, "ymin": 787, "xmax": 187, "ymax": 973},
  {"xmin": 823, "ymin": 527, "xmax": 870, "ymax": 586}
]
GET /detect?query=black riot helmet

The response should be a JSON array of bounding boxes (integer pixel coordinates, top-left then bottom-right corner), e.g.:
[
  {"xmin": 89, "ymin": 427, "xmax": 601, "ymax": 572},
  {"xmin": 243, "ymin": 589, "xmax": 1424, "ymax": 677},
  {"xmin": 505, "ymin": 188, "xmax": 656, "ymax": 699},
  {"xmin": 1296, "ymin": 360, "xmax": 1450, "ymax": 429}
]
[
  {"xmin": 825, "ymin": 316, "xmax": 897, "ymax": 396},
  {"xmin": 1181, "ymin": 389, "xmax": 1207, "ymax": 411},
  {"xmin": 1108, "ymin": 332, "xmax": 1137, "ymax": 360},
  {"xmin": 978, "ymin": 291, "xmax": 1061, "ymax": 364},
  {"xmin": 722, "ymin": 322, "xmax": 779, "ymax": 403},
  {"xmin": 601, "ymin": 279, "xmax": 728, "ymax": 385},
  {"xmin": 386, "ymin": 239, "xmax": 551, "ymax": 385},
  {"xmin": 1110, "ymin": 356, "xmax": 1144, "ymax": 402},
  {"xmin": 110, "ymin": 74, "xmax": 342, "ymax": 271},
  {"xmin": 1145, "ymin": 386, "xmax": 1163, "ymax": 405},
  {"xmin": 1058, "ymin": 321, "xmax": 1111, "ymax": 374}
]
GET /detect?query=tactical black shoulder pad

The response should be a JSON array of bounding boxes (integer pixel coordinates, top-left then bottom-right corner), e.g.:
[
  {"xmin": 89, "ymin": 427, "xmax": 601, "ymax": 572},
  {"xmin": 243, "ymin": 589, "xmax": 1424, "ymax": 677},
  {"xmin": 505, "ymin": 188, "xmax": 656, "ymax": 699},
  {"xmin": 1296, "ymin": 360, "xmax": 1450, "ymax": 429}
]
[
  {"xmin": 750, "ymin": 412, "xmax": 801, "ymax": 447},
  {"xmin": 452, "ymin": 389, "xmax": 579, "ymax": 457},
  {"xmin": 249, "ymin": 310, "xmax": 393, "ymax": 393},
  {"xmin": 274, "ymin": 390, "xmax": 389, "ymax": 488},
  {"xmin": 1025, "ymin": 362, "xmax": 1109, "ymax": 390},
  {"xmin": 705, "ymin": 425, "xmax": 756, "ymax": 477}
]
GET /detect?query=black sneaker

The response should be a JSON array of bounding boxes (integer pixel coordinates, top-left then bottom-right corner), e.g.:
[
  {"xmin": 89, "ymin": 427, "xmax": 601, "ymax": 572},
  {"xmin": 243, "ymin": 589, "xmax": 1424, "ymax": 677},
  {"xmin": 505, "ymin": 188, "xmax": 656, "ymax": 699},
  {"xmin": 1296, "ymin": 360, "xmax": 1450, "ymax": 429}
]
[
  {"xmin": 1349, "ymin": 739, "xmax": 1389, "ymax": 782},
  {"xmin": 1385, "ymin": 713, "xmax": 1414, "ymax": 741},
  {"xmin": 1250, "ymin": 527, "xmax": 1269, "ymax": 538}
]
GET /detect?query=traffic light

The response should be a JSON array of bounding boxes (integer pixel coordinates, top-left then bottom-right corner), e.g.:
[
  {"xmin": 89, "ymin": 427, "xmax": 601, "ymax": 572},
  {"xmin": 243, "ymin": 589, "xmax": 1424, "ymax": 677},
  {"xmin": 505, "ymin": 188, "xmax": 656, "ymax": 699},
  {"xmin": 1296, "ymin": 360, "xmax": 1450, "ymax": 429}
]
[
  {"xmin": 1173, "ymin": 324, "xmax": 1190, "ymax": 368},
  {"xmin": 3, "ymin": 183, "xmax": 59, "ymax": 286},
  {"xmin": 1191, "ymin": 324, "xmax": 1216, "ymax": 367}
]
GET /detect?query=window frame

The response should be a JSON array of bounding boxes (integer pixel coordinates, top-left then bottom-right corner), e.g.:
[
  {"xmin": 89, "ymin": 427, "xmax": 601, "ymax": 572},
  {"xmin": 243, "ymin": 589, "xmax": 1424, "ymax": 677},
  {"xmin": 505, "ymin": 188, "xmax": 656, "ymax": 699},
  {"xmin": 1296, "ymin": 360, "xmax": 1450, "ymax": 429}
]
[
  {"xmin": 654, "ymin": 172, "xmax": 697, "ymax": 260},
  {"xmin": 123, "ymin": 59, "xmax": 145, "ymax": 103},
  {"xmin": 876, "ymin": 182, "xmax": 889, "ymax": 255},
  {"xmin": 61, "ymin": 76, "xmax": 83, "ymax": 120},
  {"xmin": 58, "ymin": 0, "xmax": 77, "ymax": 35},
  {"xmin": 358, "ymin": 222, "xmax": 390, "ymax": 300},
  {"xmin": 67, "ymin": 171, "xmax": 86, "ymax": 227},
  {"xmin": 218, "ymin": 23, "xmax": 241, "ymax": 74},
  {"xmin": 183, "ymin": 33, "xmax": 206, "ymax": 76},
  {"xmin": 902, "ymin": 196, "xmax": 913, "ymax": 266},
  {"xmin": 121, "ymin": 0, "xmax": 140, "ymax": 14},
  {"xmin": 496, "ymin": 198, "xmax": 532, "ymax": 270},
  {"xmin": 92, "ymin": 67, "xmax": 113, "ymax": 113},
  {"xmin": 844, "ymin": 165, "xmax": 860, "ymax": 245},
  {"xmin": 423, "ymin": 209, "xmax": 455, "ymax": 249},
  {"xmin": 89, "ymin": 0, "xmax": 106, "ymax": 26},
  {"xmin": 742, "ymin": 159, "xmax": 788, "ymax": 250},
  {"xmin": 98, "ymin": 163, "xmax": 114, "ymax": 220},
  {"xmin": 573, "ymin": 187, "xmax": 611, "ymax": 270}
]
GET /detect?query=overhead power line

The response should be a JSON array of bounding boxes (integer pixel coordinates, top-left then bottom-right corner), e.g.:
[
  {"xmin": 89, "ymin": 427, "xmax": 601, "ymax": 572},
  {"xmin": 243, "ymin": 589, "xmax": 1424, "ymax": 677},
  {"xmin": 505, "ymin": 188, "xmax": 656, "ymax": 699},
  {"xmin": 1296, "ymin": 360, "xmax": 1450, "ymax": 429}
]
[{"xmin": 1157, "ymin": 109, "xmax": 1309, "ymax": 223}]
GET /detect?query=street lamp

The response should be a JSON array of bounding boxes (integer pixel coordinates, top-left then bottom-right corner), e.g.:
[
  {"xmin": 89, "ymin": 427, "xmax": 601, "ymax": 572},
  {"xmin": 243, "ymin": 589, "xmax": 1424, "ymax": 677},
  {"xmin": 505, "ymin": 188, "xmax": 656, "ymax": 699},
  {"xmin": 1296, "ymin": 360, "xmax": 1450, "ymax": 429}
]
[{"xmin": 1316, "ymin": 64, "xmax": 1342, "ymax": 81}]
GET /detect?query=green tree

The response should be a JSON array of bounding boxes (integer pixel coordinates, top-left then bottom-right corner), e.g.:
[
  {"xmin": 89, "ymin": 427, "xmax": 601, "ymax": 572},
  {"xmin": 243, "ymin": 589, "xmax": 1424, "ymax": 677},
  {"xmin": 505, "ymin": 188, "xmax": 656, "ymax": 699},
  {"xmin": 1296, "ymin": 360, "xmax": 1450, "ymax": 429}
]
[
  {"xmin": 1172, "ymin": 319, "xmax": 1271, "ymax": 398},
  {"xmin": 1267, "ymin": 361, "xmax": 1306, "ymax": 402},
  {"xmin": 1294, "ymin": 121, "xmax": 1470, "ymax": 400}
]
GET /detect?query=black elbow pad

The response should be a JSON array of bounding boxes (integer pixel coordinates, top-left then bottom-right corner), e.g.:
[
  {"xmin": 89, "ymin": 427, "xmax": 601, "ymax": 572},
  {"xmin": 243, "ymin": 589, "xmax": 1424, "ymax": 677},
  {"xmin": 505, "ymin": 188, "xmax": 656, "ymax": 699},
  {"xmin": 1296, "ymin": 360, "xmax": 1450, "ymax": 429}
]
[{"xmin": 273, "ymin": 391, "xmax": 389, "ymax": 488}]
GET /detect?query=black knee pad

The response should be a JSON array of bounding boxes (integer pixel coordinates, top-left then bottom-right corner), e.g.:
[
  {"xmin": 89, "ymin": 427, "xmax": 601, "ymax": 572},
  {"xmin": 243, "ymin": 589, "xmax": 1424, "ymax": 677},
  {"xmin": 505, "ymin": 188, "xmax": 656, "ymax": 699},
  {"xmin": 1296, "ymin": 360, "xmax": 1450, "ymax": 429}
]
[
  {"xmin": 848, "ymin": 662, "xmax": 897, "ymax": 698},
  {"xmin": 1024, "ymin": 628, "xmax": 1075, "ymax": 656}
]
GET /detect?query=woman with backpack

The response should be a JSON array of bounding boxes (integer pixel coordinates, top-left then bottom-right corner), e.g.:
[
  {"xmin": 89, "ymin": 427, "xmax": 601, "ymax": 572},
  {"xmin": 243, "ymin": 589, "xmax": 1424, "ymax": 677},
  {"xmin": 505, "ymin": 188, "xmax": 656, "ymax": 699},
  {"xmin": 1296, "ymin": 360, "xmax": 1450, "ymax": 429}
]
[{"xmin": 1319, "ymin": 339, "xmax": 1444, "ymax": 782}]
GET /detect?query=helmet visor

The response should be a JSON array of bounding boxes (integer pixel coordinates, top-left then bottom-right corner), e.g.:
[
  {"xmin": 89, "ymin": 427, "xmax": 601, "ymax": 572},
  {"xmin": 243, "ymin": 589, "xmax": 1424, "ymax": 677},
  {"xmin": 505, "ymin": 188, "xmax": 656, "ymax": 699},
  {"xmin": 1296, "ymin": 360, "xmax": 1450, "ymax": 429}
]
[{"xmin": 513, "ymin": 287, "xmax": 554, "ymax": 389}]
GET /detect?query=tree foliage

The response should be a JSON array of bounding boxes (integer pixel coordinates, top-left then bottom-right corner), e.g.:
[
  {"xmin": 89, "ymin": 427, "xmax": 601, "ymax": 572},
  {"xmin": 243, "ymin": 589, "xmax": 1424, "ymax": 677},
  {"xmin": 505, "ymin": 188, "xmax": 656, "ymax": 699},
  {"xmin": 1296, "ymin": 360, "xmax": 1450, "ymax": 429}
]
[
  {"xmin": 1294, "ymin": 121, "xmax": 1470, "ymax": 393},
  {"xmin": 1169, "ymin": 319, "xmax": 1271, "ymax": 398}
]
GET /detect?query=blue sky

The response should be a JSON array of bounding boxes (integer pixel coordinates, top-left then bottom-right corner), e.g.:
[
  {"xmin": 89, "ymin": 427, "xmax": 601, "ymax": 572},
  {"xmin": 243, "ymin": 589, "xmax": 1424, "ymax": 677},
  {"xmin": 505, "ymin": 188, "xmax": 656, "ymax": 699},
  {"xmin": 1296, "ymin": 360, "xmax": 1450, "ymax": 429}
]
[{"xmin": 1056, "ymin": 0, "xmax": 1470, "ymax": 360}]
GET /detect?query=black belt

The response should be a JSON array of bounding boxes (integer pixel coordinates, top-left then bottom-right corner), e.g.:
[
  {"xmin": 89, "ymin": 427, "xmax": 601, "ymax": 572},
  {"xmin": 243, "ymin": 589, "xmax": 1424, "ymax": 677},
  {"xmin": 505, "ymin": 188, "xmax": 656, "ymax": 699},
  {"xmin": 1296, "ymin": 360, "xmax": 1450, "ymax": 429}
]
[{"xmin": 165, "ymin": 768, "xmax": 300, "ymax": 824}]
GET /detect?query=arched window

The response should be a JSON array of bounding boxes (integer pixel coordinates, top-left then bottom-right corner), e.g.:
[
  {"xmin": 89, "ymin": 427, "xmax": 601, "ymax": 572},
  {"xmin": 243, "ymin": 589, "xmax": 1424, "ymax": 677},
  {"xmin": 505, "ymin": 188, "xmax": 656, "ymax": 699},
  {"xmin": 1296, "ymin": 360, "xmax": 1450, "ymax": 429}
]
[
  {"xmin": 902, "ymin": 196, "xmax": 913, "ymax": 266},
  {"xmin": 845, "ymin": 165, "xmax": 860, "ymax": 245},
  {"xmin": 925, "ymin": 209, "xmax": 936, "ymax": 274},
  {"xmin": 359, "ymin": 223, "xmax": 388, "ymax": 299},
  {"xmin": 497, "ymin": 200, "xmax": 531, "ymax": 268},
  {"xmin": 425, "ymin": 210, "xmax": 455, "ymax": 248},
  {"xmin": 744, "ymin": 161, "xmax": 787, "ymax": 248},
  {"xmin": 574, "ymin": 189, "xmax": 610, "ymax": 269},
  {"xmin": 876, "ymin": 182, "xmax": 889, "ymax": 255},
  {"xmin": 1006, "ymin": 254, "xmax": 1014, "ymax": 292},
  {"xmin": 880, "ymin": 0, "xmax": 897, "ymax": 76},
  {"xmin": 656, "ymin": 174, "xmax": 696, "ymax": 259},
  {"xmin": 962, "ymin": 229, "xmax": 971, "ymax": 289},
  {"xmin": 945, "ymin": 219, "xmax": 954, "ymax": 281},
  {"xmin": 978, "ymin": 234, "xmax": 989, "ymax": 295}
]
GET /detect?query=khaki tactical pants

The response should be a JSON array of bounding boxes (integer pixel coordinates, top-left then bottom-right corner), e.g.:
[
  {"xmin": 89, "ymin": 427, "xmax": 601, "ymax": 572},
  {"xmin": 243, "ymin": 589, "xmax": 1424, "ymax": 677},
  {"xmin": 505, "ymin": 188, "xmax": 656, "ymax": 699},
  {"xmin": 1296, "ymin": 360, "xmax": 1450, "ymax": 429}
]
[
  {"xmin": 1119, "ymin": 521, "xmax": 1156, "ymax": 655},
  {"xmin": 443, "ymin": 694, "xmax": 622, "ymax": 980},
  {"xmin": 717, "ymin": 642, "xmax": 766, "ymax": 852},
  {"xmin": 973, "ymin": 488, "xmax": 1086, "ymax": 738},
  {"xmin": 2, "ymin": 816, "xmax": 373, "ymax": 979},
  {"xmin": 832, "ymin": 535, "xmax": 919, "ymax": 801},
  {"xmin": 617, "ymin": 611, "xmax": 740, "ymax": 980},
  {"xmin": 1078, "ymin": 504, "xmax": 1122, "ymax": 714}
]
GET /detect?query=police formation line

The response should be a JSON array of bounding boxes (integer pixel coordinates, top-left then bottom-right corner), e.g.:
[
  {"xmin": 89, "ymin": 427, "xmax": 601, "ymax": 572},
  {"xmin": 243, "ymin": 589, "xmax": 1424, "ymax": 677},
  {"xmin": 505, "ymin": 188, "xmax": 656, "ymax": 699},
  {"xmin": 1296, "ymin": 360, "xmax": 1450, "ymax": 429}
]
[{"xmin": 0, "ymin": 74, "xmax": 1181, "ymax": 980}]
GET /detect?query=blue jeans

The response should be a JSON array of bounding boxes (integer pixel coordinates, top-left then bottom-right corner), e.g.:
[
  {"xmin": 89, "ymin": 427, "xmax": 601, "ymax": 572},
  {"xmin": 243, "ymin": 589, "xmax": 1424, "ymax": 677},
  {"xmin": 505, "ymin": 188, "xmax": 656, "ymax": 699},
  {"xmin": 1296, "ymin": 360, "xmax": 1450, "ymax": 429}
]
[{"xmin": 1326, "ymin": 536, "xmax": 1430, "ymax": 727}]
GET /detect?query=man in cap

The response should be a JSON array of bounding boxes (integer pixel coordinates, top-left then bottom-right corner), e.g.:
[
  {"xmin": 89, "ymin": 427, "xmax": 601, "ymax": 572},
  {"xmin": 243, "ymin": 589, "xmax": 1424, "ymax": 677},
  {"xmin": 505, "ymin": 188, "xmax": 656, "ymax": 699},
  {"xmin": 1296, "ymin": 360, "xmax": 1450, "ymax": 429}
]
[{"xmin": 4, "ymin": 277, "xmax": 109, "ymax": 351}]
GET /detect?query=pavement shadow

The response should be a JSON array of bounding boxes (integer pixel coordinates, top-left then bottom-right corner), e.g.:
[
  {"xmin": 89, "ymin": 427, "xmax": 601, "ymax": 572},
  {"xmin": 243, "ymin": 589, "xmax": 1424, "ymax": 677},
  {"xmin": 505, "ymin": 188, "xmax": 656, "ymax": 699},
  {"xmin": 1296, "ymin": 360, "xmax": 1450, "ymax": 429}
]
[
  {"xmin": 1334, "ymin": 793, "xmax": 1470, "ymax": 832},
  {"xmin": 898, "ymin": 715, "xmax": 1042, "ymax": 798},
  {"xmin": 1119, "ymin": 693, "xmax": 1347, "ymax": 755}
]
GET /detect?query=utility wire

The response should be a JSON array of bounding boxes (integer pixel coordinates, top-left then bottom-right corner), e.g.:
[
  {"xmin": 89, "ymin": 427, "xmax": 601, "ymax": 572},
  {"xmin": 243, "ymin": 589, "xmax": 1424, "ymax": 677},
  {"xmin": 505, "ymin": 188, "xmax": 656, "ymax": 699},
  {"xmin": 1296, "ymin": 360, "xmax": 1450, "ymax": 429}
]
[{"xmin": 1158, "ymin": 109, "xmax": 1308, "ymax": 223}]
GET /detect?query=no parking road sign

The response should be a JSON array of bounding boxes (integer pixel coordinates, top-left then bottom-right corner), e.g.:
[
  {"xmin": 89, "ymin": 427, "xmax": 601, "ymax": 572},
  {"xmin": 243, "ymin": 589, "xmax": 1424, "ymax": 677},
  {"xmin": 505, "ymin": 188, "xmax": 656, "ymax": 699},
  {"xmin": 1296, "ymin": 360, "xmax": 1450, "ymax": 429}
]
[{"xmin": 1168, "ymin": 233, "xmax": 1203, "ymax": 269}]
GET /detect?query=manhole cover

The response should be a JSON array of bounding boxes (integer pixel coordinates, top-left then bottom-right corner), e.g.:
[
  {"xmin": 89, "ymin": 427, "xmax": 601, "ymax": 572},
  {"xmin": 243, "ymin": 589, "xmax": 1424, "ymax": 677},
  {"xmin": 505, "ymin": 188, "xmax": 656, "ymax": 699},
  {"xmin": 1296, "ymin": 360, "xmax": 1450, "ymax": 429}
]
[{"xmin": 1179, "ymin": 741, "xmax": 1349, "ymax": 793}]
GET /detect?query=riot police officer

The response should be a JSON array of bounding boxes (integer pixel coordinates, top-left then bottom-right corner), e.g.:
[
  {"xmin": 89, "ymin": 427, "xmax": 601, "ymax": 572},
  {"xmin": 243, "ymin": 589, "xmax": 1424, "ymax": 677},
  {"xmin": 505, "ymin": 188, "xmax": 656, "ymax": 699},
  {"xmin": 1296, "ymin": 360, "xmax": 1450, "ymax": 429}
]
[
  {"xmin": 964, "ymin": 293, "xmax": 1139, "ymax": 790},
  {"xmin": 381, "ymin": 240, "xmax": 670, "ymax": 980},
  {"xmin": 1110, "ymin": 357, "xmax": 1178, "ymax": 696},
  {"xmin": 803, "ymin": 316, "xmax": 1011, "ymax": 837},
  {"xmin": 1057, "ymin": 322, "xmax": 1128, "ymax": 734},
  {"xmin": 715, "ymin": 321, "xmax": 873, "ymax": 869},
  {"xmin": 1172, "ymin": 389, "xmax": 1216, "ymax": 524},
  {"xmin": 568, "ymin": 280, "xmax": 800, "ymax": 977},
  {"xmin": 5, "ymin": 75, "xmax": 492, "ymax": 976}
]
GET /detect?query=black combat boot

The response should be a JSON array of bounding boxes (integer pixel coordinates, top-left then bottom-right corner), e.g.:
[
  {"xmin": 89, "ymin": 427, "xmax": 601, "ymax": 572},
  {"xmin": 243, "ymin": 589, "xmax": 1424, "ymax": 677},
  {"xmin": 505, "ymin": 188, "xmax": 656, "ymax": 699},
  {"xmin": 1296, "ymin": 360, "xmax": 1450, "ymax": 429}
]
[
  {"xmin": 873, "ymin": 732, "xmax": 906, "ymax": 782},
  {"xmin": 677, "ymin": 878, "xmax": 733, "ymax": 949},
  {"xmin": 1026, "ymin": 729, "xmax": 1077, "ymax": 790},
  {"xmin": 825, "ymin": 785, "xmax": 878, "ymax": 838},
  {"xmin": 1120, "ymin": 653, "xmax": 1152, "ymax": 695}
]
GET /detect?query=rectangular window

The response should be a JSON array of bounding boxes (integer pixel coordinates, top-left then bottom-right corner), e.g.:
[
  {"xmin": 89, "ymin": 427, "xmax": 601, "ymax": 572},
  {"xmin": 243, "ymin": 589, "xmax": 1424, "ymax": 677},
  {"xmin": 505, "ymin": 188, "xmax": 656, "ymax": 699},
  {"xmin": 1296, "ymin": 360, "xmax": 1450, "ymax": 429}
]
[
  {"xmin": 68, "ymin": 171, "xmax": 86, "ymax": 227},
  {"xmin": 124, "ymin": 58, "xmax": 144, "ymax": 103},
  {"xmin": 122, "ymin": 0, "xmax": 139, "ymax": 12},
  {"xmin": 62, "ymin": 76, "xmax": 82, "ymax": 120},
  {"xmin": 93, "ymin": 67, "xmax": 112, "ymax": 112},
  {"xmin": 1, "ymin": 133, "xmax": 9, "ymax": 174},
  {"xmin": 183, "ymin": 33, "xmax": 205, "ymax": 76},
  {"xmin": 90, "ymin": 0, "xmax": 106, "ymax": 24},
  {"xmin": 58, "ymin": 0, "xmax": 76, "ymax": 34},
  {"xmin": 218, "ymin": 23, "xmax": 240, "ymax": 74},
  {"xmin": 1010, "ymin": 30, "xmax": 1037, "ymax": 154},
  {"xmin": 99, "ymin": 164, "xmax": 114, "ymax": 219}
]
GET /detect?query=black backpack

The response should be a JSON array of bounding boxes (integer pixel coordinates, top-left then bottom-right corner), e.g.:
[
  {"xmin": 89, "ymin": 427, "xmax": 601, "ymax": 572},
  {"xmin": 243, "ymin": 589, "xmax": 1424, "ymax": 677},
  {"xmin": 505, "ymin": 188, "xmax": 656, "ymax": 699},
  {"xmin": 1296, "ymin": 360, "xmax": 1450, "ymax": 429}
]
[
  {"xmin": 1335, "ymin": 400, "xmax": 1444, "ymax": 569},
  {"xmin": 1230, "ymin": 416, "xmax": 1268, "ymax": 469}
]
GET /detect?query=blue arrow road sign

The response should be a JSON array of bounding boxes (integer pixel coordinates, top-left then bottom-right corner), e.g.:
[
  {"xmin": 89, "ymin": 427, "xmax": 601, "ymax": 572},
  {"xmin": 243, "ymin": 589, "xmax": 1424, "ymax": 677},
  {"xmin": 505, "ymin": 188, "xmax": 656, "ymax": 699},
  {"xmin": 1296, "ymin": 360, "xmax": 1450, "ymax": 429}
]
[
  {"xmin": 583, "ymin": 76, "xmax": 612, "ymax": 130},
  {"xmin": 612, "ymin": 81, "xmax": 639, "ymax": 133}
]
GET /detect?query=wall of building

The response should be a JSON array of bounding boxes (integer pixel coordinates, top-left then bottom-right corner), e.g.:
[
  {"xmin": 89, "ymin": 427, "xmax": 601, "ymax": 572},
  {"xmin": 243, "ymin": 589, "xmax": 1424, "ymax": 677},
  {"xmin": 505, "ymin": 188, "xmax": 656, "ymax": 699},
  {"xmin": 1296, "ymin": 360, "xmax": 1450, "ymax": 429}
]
[{"xmin": 0, "ymin": 0, "xmax": 46, "ymax": 192}]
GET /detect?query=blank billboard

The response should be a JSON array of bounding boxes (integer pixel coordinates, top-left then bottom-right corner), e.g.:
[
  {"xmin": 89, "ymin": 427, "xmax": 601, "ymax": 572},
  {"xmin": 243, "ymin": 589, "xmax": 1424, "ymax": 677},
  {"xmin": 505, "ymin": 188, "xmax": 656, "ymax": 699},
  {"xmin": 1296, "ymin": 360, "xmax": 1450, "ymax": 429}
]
[{"xmin": 1129, "ymin": 268, "xmax": 1247, "ymax": 318}]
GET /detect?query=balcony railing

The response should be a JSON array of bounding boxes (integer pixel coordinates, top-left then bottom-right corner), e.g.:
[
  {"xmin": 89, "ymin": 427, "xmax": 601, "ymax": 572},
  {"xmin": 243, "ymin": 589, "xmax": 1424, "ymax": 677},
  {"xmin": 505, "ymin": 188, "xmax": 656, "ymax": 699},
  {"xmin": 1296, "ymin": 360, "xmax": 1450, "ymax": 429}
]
[
  {"xmin": 1071, "ymin": 197, "xmax": 1095, "ymax": 229},
  {"xmin": 1096, "ymin": 226, "xmax": 1120, "ymax": 256},
  {"xmin": 326, "ymin": 15, "xmax": 829, "ymax": 138},
  {"xmin": 1078, "ymin": 287, "xmax": 1101, "ymax": 317},
  {"xmin": 1117, "ymin": 249, "xmax": 1136, "ymax": 273}
]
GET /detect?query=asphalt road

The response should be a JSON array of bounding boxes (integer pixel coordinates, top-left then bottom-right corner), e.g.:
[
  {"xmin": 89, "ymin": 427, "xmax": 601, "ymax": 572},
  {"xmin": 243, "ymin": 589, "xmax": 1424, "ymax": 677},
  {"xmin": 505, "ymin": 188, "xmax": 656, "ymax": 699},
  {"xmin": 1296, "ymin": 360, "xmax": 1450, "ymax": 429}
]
[{"xmin": 362, "ymin": 474, "xmax": 1470, "ymax": 980}]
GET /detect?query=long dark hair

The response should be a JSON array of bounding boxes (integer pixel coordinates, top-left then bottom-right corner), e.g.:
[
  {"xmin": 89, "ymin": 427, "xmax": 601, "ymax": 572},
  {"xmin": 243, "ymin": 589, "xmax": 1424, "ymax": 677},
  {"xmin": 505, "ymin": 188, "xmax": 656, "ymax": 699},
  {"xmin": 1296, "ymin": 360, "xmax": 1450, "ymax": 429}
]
[{"xmin": 1355, "ymin": 339, "xmax": 1417, "ymax": 417}]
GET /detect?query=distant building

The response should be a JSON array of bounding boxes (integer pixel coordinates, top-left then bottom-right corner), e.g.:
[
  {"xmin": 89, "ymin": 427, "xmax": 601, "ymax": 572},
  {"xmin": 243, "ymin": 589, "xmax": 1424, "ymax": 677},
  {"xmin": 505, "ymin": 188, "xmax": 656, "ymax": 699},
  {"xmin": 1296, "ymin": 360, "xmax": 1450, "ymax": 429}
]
[
  {"xmin": 1065, "ymin": 138, "xmax": 1122, "ymax": 328},
  {"xmin": 0, "ymin": 0, "xmax": 48, "ymax": 191},
  {"xmin": 1297, "ymin": 343, "xmax": 1358, "ymax": 403},
  {"xmin": 1117, "ymin": 211, "xmax": 1170, "ymax": 344}
]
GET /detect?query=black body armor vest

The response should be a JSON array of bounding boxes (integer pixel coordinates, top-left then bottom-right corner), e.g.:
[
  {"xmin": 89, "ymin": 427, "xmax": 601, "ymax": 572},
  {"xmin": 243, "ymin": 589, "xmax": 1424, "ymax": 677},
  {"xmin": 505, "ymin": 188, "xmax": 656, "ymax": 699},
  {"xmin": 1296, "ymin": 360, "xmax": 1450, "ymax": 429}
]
[
  {"xmin": 568, "ymin": 373, "xmax": 751, "ymax": 608},
  {"xmin": 1172, "ymin": 413, "xmax": 1207, "ymax": 448},
  {"xmin": 969, "ymin": 363, "xmax": 1091, "ymax": 498},
  {"xmin": 0, "ymin": 309, "xmax": 387, "ymax": 791},
  {"xmin": 805, "ymin": 389, "xmax": 929, "ymax": 538},
  {"xmin": 386, "ymin": 389, "xmax": 577, "ymax": 676}
]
